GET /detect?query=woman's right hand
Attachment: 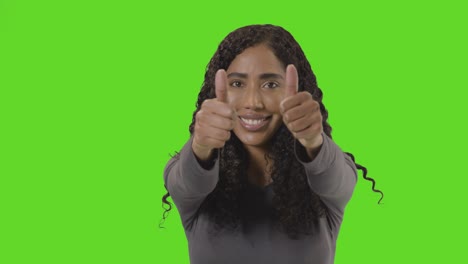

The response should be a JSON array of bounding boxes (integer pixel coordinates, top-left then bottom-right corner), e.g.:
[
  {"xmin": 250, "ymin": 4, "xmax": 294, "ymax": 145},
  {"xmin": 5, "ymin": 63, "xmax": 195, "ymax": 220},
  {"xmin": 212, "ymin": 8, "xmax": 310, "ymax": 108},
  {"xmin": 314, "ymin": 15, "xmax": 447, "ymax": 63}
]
[{"xmin": 192, "ymin": 69, "xmax": 236, "ymax": 162}]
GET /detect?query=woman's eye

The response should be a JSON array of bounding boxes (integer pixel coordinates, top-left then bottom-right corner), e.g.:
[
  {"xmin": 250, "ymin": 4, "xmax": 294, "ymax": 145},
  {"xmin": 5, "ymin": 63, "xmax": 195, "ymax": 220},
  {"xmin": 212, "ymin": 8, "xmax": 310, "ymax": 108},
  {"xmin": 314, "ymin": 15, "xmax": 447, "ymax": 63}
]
[
  {"xmin": 231, "ymin": 81, "xmax": 242, "ymax": 87},
  {"xmin": 263, "ymin": 82, "xmax": 279, "ymax": 89}
]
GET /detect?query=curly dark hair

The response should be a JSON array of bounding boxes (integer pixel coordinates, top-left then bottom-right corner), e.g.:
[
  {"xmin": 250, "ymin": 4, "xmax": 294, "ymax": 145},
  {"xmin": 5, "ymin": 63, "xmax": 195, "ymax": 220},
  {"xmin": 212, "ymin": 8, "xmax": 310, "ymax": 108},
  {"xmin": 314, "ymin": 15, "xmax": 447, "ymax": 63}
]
[{"xmin": 160, "ymin": 24, "xmax": 383, "ymax": 239}]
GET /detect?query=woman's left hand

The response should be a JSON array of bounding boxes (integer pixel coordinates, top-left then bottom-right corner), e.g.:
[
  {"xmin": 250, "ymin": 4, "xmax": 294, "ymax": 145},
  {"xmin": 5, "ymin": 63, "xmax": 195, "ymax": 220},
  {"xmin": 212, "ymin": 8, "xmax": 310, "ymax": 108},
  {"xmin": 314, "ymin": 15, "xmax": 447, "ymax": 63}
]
[{"xmin": 280, "ymin": 64, "xmax": 323, "ymax": 153}]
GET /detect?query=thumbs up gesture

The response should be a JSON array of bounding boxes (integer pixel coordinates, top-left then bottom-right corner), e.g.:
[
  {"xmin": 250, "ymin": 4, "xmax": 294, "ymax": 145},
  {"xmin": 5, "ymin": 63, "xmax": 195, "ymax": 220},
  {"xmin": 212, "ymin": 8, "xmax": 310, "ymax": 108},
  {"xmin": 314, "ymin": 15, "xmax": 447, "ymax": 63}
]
[
  {"xmin": 192, "ymin": 69, "xmax": 236, "ymax": 162},
  {"xmin": 280, "ymin": 65, "xmax": 323, "ymax": 153}
]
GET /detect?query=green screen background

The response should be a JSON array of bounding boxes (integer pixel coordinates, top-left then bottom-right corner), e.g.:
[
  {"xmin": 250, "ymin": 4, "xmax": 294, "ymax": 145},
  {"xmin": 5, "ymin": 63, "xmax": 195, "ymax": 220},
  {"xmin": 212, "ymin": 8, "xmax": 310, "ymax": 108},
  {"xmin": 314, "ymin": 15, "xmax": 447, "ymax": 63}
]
[{"xmin": 1, "ymin": 0, "xmax": 467, "ymax": 263}]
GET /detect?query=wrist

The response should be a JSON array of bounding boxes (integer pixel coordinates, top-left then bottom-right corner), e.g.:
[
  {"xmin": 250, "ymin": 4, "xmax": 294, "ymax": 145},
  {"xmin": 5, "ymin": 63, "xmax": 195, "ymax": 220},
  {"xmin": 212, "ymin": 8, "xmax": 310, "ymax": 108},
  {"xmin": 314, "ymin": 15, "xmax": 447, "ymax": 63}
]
[
  {"xmin": 303, "ymin": 134, "xmax": 324, "ymax": 161},
  {"xmin": 192, "ymin": 142, "xmax": 216, "ymax": 168}
]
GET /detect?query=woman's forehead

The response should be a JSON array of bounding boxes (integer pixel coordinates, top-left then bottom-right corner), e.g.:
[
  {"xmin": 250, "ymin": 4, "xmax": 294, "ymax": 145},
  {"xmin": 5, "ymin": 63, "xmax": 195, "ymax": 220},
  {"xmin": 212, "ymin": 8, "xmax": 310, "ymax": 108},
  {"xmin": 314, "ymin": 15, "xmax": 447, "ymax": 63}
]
[{"xmin": 226, "ymin": 45, "xmax": 285, "ymax": 75}]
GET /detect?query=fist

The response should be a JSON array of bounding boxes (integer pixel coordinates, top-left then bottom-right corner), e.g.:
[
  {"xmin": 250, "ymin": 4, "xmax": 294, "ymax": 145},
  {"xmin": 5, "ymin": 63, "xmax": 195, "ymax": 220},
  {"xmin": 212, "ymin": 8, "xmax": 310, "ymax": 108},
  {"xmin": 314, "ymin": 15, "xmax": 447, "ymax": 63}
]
[
  {"xmin": 192, "ymin": 69, "xmax": 236, "ymax": 161},
  {"xmin": 280, "ymin": 65, "xmax": 323, "ymax": 150}
]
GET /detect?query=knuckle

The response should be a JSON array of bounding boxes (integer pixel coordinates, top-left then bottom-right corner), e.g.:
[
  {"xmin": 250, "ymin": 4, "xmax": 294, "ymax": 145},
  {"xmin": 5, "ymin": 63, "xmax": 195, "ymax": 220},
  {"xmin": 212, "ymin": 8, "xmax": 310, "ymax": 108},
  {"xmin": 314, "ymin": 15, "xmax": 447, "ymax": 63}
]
[
  {"xmin": 202, "ymin": 99, "xmax": 214, "ymax": 109},
  {"xmin": 297, "ymin": 92, "xmax": 306, "ymax": 100},
  {"xmin": 194, "ymin": 134, "xmax": 204, "ymax": 145},
  {"xmin": 304, "ymin": 101, "xmax": 314, "ymax": 110},
  {"xmin": 281, "ymin": 100, "xmax": 290, "ymax": 111},
  {"xmin": 311, "ymin": 123, "xmax": 321, "ymax": 132},
  {"xmin": 314, "ymin": 112, "xmax": 322, "ymax": 121},
  {"xmin": 279, "ymin": 102, "xmax": 286, "ymax": 113},
  {"xmin": 312, "ymin": 101, "xmax": 320, "ymax": 110},
  {"xmin": 196, "ymin": 114, "xmax": 206, "ymax": 125},
  {"xmin": 299, "ymin": 91, "xmax": 311, "ymax": 99},
  {"xmin": 201, "ymin": 100, "xmax": 209, "ymax": 108},
  {"xmin": 289, "ymin": 122, "xmax": 296, "ymax": 132},
  {"xmin": 215, "ymin": 130, "xmax": 223, "ymax": 140},
  {"xmin": 196, "ymin": 110, "xmax": 206, "ymax": 120},
  {"xmin": 194, "ymin": 122, "xmax": 201, "ymax": 132},
  {"xmin": 294, "ymin": 107, "xmax": 303, "ymax": 117}
]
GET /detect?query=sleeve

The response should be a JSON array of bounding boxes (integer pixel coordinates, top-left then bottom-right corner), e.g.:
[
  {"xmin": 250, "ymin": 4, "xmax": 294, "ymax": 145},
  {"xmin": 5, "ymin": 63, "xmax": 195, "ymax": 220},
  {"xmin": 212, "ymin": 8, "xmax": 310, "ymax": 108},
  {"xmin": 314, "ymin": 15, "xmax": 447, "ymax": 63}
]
[
  {"xmin": 295, "ymin": 133, "xmax": 358, "ymax": 216},
  {"xmin": 163, "ymin": 137, "xmax": 220, "ymax": 229}
]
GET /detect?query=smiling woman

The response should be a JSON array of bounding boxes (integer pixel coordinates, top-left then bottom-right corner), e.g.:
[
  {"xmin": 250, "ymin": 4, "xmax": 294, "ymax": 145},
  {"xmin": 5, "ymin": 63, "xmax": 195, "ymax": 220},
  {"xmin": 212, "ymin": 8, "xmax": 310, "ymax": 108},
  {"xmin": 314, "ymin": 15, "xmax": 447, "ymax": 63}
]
[{"xmin": 160, "ymin": 24, "xmax": 383, "ymax": 264}]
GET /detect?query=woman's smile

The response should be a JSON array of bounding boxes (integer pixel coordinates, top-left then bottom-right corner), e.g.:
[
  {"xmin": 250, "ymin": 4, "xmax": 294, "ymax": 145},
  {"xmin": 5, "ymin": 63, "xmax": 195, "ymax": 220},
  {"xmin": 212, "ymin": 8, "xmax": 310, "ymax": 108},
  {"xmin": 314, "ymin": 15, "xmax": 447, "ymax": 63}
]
[{"xmin": 238, "ymin": 115, "xmax": 272, "ymax": 131}]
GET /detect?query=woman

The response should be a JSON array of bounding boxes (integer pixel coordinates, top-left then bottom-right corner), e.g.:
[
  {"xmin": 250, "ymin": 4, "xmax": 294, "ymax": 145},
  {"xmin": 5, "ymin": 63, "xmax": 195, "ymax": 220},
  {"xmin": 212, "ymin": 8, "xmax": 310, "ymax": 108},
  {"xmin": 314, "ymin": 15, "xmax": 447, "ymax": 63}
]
[{"xmin": 161, "ymin": 24, "xmax": 383, "ymax": 264}]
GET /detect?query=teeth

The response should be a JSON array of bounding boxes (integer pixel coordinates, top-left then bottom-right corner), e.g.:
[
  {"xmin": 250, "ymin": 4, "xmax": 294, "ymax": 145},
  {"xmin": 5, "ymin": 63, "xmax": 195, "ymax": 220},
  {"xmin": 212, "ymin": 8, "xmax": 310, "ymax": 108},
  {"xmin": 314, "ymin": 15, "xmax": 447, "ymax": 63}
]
[{"xmin": 241, "ymin": 118, "xmax": 265, "ymax": 125}]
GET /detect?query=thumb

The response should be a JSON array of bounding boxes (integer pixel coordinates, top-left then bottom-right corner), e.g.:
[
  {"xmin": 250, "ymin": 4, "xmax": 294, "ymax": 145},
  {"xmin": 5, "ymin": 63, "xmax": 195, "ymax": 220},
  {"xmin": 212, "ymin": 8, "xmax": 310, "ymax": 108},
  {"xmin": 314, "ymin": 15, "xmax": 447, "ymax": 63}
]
[
  {"xmin": 285, "ymin": 64, "xmax": 298, "ymax": 97},
  {"xmin": 215, "ymin": 69, "xmax": 228, "ymax": 102}
]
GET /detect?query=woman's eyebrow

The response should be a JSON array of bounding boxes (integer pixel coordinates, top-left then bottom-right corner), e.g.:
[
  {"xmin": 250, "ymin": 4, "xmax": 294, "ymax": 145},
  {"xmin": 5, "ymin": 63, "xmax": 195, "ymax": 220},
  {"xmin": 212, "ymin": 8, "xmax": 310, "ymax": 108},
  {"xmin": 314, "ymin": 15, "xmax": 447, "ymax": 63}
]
[
  {"xmin": 227, "ymin": 72, "xmax": 283, "ymax": 79},
  {"xmin": 227, "ymin": 72, "xmax": 247, "ymax": 79},
  {"xmin": 259, "ymin": 73, "xmax": 283, "ymax": 80}
]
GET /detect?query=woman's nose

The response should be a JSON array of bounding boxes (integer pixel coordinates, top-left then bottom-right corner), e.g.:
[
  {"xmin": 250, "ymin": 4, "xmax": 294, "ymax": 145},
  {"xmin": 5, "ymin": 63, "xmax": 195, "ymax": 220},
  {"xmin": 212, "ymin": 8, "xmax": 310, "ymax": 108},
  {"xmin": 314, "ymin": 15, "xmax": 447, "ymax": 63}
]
[{"xmin": 242, "ymin": 86, "xmax": 264, "ymax": 110}]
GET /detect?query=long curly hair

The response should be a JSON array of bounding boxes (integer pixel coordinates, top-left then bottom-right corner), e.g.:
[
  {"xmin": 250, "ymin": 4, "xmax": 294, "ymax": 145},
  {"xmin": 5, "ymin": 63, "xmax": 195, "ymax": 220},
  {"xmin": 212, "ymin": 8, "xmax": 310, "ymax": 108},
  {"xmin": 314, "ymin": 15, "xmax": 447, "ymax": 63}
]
[{"xmin": 160, "ymin": 24, "xmax": 383, "ymax": 239}]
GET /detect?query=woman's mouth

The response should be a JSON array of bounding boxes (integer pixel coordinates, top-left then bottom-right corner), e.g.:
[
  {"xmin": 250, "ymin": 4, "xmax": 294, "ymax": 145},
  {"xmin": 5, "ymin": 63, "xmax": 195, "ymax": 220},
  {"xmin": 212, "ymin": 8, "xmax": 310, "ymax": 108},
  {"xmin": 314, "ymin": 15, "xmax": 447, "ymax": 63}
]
[{"xmin": 239, "ymin": 116, "xmax": 271, "ymax": 131}]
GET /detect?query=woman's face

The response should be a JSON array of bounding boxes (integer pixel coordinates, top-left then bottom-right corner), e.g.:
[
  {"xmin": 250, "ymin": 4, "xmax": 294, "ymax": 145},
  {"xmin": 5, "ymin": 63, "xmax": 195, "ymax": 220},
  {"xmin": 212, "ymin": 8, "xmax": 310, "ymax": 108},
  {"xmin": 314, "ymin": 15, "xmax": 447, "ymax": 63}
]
[{"xmin": 225, "ymin": 44, "xmax": 287, "ymax": 149}]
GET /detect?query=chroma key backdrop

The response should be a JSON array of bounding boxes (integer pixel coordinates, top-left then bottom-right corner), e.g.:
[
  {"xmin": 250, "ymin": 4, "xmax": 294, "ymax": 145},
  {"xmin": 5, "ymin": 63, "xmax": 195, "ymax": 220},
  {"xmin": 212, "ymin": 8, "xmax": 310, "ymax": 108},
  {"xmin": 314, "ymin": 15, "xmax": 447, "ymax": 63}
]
[{"xmin": 1, "ymin": 0, "xmax": 467, "ymax": 263}]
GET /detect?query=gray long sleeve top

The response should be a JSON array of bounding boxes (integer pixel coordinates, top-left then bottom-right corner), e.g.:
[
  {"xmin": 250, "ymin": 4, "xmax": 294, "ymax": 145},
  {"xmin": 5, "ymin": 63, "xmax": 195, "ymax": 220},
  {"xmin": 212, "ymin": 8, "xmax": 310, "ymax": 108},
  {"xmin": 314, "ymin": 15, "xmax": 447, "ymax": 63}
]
[{"xmin": 163, "ymin": 134, "xmax": 357, "ymax": 264}]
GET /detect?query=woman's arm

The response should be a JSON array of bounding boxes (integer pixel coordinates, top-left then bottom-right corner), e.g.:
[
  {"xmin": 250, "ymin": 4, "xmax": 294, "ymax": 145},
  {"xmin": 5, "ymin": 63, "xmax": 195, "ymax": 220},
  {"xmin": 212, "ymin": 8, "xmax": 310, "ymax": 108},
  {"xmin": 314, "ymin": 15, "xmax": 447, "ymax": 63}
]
[
  {"xmin": 295, "ymin": 133, "xmax": 357, "ymax": 215},
  {"xmin": 163, "ymin": 137, "xmax": 219, "ymax": 229}
]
